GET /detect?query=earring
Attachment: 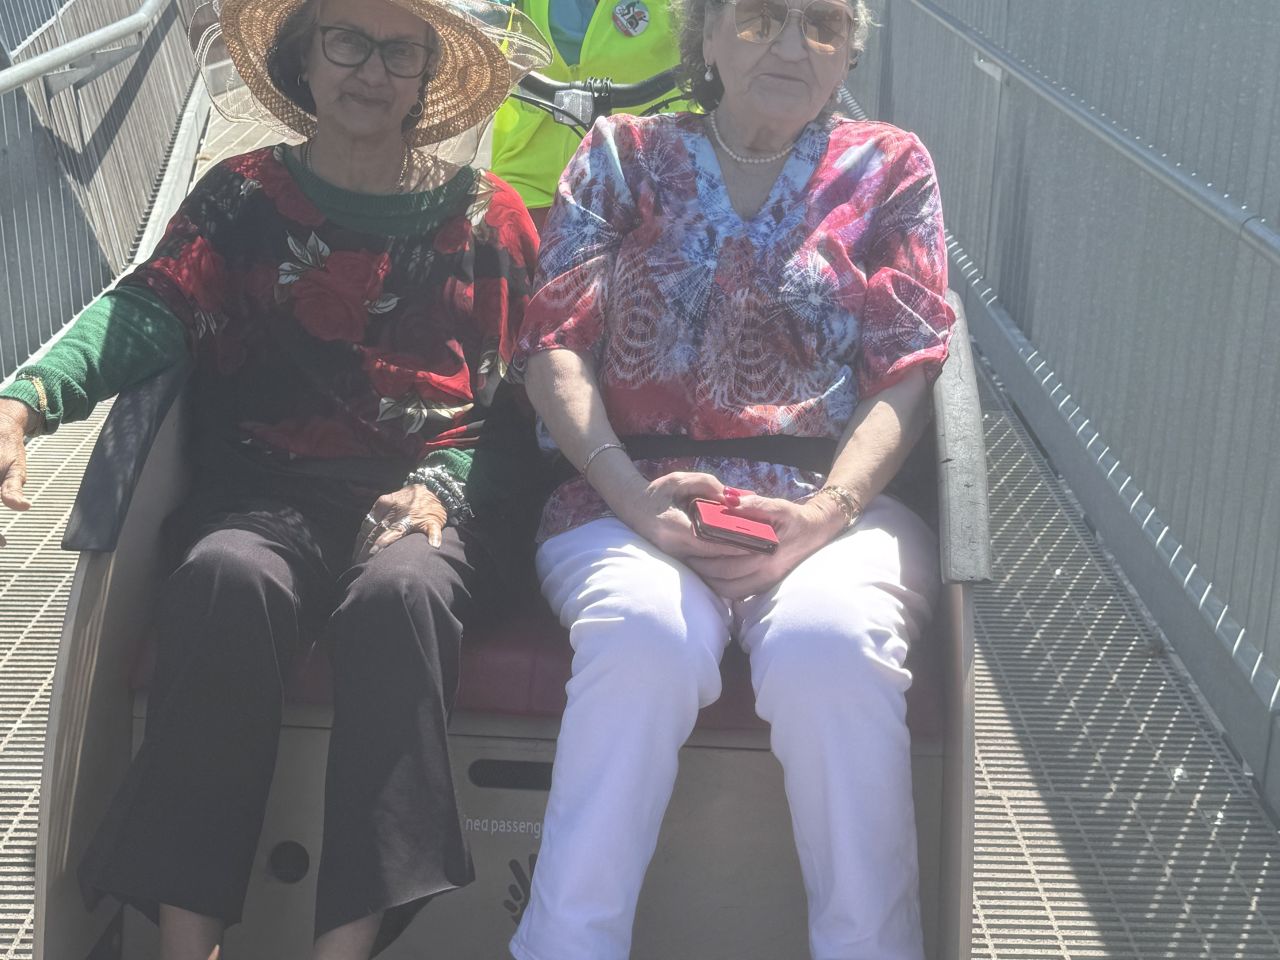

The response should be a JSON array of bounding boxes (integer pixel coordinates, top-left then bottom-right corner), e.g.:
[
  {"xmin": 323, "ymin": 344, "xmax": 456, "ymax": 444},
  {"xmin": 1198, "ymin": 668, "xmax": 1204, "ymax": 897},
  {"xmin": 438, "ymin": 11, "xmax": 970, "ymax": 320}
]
[
  {"xmin": 409, "ymin": 99, "xmax": 424, "ymax": 118},
  {"xmin": 704, "ymin": 65, "xmax": 714, "ymax": 82}
]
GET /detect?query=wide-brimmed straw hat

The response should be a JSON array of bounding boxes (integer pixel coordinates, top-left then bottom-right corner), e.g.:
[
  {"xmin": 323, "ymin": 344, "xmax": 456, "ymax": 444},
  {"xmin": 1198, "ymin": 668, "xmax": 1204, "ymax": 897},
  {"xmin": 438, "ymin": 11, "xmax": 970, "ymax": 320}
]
[{"xmin": 194, "ymin": 0, "xmax": 550, "ymax": 148}]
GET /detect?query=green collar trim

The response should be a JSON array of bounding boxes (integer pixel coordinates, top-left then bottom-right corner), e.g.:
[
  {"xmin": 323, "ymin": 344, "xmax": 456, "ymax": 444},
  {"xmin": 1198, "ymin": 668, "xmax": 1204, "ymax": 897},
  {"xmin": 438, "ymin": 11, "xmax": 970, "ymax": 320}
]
[{"xmin": 278, "ymin": 145, "xmax": 478, "ymax": 237}]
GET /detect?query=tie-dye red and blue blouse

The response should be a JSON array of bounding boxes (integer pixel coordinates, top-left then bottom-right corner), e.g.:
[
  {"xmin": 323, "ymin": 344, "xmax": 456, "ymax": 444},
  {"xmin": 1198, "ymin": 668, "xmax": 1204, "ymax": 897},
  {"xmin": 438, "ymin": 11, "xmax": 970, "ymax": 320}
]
[{"xmin": 517, "ymin": 112, "xmax": 954, "ymax": 540}]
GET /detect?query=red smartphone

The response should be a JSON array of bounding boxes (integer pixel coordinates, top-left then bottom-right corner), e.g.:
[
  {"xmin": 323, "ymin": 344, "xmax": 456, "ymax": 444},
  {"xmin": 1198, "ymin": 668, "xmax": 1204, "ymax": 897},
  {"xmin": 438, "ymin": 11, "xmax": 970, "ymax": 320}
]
[{"xmin": 687, "ymin": 498, "xmax": 779, "ymax": 554}]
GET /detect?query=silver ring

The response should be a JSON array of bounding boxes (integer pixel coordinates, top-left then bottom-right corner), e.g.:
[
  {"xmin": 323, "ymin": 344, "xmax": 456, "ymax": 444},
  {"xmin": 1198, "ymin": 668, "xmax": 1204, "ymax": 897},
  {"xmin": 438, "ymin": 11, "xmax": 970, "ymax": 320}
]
[
  {"xmin": 364, "ymin": 513, "xmax": 380, "ymax": 526},
  {"xmin": 393, "ymin": 517, "xmax": 414, "ymax": 533}
]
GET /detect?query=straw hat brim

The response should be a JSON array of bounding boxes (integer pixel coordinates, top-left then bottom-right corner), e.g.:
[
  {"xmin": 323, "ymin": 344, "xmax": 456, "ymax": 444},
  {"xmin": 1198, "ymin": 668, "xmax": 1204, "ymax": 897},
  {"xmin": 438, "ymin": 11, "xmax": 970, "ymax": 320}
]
[{"xmin": 218, "ymin": 0, "xmax": 522, "ymax": 146}]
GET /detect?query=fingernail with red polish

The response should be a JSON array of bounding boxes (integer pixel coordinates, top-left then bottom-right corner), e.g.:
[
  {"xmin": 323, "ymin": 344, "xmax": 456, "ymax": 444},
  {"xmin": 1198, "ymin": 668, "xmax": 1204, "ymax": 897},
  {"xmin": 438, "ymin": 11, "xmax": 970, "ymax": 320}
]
[{"xmin": 725, "ymin": 487, "xmax": 754, "ymax": 497}]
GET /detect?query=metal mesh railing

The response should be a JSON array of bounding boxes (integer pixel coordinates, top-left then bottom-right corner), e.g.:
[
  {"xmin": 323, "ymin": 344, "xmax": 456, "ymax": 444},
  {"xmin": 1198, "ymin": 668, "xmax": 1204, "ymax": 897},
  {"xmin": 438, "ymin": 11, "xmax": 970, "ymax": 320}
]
[
  {"xmin": 0, "ymin": 1, "xmax": 65, "ymax": 52},
  {"xmin": 849, "ymin": 0, "xmax": 1280, "ymax": 793},
  {"xmin": 0, "ymin": 0, "xmax": 199, "ymax": 382},
  {"xmin": 0, "ymin": 76, "xmax": 114, "ymax": 380}
]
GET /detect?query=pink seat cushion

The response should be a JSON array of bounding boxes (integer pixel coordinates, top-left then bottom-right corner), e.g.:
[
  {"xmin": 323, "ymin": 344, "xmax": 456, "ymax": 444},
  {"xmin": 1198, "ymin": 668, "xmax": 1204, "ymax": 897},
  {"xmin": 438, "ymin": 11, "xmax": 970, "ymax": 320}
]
[{"xmin": 134, "ymin": 602, "xmax": 944, "ymax": 739}]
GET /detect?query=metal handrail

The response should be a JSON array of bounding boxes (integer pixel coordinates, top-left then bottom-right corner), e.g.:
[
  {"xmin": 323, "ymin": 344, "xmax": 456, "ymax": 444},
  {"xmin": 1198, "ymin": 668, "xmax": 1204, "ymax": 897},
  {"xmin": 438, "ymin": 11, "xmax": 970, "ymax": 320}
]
[
  {"xmin": 902, "ymin": 0, "xmax": 1280, "ymax": 269},
  {"xmin": 0, "ymin": 0, "xmax": 170, "ymax": 97}
]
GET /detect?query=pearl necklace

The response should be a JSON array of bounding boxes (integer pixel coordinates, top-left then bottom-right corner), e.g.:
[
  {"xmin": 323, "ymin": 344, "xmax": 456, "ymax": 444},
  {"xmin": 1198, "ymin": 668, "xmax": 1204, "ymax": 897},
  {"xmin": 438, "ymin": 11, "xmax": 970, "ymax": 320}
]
[
  {"xmin": 707, "ymin": 111, "xmax": 797, "ymax": 165},
  {"xmin": 302, "ymin": 140, "xmax": 412, "ymax": 193}
]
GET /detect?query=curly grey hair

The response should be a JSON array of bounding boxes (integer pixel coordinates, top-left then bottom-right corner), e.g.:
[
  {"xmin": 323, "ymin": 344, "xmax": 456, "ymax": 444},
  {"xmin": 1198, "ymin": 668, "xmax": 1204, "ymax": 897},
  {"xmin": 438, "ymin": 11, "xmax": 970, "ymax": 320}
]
[{"xmin": 673, "ymin": 0, "xmax": 872, "ymax": 111}]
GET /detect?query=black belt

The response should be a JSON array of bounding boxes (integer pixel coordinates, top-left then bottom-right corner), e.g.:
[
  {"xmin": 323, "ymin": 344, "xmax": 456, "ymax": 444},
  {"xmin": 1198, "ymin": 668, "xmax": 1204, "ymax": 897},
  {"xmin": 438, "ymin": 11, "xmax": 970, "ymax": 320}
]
[{"xmin": 551, "ymin": 434, "xmax": 837, "ymax": 486}]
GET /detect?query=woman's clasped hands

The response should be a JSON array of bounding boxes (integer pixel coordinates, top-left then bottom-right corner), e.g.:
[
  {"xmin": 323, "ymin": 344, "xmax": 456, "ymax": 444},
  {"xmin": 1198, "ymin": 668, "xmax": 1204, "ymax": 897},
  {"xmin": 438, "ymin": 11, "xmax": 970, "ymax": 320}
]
[{"xmin": 614, "ymin": 470, "xmax": 848, "ymax": 600}]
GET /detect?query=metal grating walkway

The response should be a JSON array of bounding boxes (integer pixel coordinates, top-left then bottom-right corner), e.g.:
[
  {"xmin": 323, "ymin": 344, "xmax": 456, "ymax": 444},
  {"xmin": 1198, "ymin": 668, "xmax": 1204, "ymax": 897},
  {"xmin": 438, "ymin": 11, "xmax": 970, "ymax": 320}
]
[
  {"xmin": 971, "ymin": 369, "xmax": 1280, "ymax": 958},
  {"xmin": 0, "ymin": 408, "xmax": 112, "ymax": 960}
]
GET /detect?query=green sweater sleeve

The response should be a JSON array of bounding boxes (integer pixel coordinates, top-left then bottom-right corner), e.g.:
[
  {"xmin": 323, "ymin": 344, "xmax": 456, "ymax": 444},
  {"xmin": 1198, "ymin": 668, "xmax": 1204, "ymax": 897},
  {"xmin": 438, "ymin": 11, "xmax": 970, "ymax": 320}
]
[{"xmin": 0, "ymin": 286, "xmax": 189, "ymax": 432}]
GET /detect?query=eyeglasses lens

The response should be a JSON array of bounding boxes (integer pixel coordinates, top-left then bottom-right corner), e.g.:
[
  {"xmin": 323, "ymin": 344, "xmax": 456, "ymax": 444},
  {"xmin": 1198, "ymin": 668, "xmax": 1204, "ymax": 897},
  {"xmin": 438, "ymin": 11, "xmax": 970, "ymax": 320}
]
[
  {"xmin": 322, "ymin": 28, "xmax": 430, "ymax": 78},
  {"xmin": 732, "ymin": 0, "xmax": 851, "ymax": 52}
]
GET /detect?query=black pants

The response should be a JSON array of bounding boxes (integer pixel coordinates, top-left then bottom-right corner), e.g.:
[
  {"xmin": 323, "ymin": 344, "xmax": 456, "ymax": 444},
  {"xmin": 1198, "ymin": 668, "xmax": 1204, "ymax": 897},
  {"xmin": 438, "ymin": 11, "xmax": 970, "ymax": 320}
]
[{"xmin": 78, "ymin": 478, "xmax": 524, "ymax": 952}]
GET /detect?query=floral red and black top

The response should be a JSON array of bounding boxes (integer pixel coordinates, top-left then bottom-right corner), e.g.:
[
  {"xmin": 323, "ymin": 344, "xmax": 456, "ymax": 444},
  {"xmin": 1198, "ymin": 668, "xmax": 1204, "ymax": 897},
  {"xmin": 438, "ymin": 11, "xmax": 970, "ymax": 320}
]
[
  {"xmin": 517, "ymin": 113, "xmax": 955, "ymax": 540},
  {"xmin": 131, "ymin": 146, "xmax": 536, "ymax": 481},
  {"xmin": 1, "ymin": 145, "xmax": 541, "ymax": 509}
]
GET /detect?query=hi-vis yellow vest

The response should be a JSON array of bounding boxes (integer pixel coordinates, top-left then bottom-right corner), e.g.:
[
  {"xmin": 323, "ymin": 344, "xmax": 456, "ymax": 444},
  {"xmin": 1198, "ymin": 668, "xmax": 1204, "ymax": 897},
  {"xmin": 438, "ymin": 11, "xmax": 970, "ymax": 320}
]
[{"xmin": 491, "ymin": 0, "xmax": 690, "ymax": 210}]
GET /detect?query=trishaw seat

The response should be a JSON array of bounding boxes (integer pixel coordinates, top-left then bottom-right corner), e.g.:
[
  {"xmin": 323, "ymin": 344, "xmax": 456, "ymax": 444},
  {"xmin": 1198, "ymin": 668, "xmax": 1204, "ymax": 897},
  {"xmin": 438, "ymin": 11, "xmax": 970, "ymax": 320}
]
[
  {"xmin": 129, "ymin": 599, "xmax": 946, "ymax": 739},
  {"xmin": 48, "ymin": 235, "xmax": 980, "ymax": 959}
]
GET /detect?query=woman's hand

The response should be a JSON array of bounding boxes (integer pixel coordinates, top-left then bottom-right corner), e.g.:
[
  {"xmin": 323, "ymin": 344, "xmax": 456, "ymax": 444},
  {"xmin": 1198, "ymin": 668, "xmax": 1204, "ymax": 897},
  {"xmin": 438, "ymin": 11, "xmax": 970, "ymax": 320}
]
[
  {"xmin": 521, "ymin": 351, "xmax": 744, "ymax": 565},
  {"xmin": 613, "ymin": 471, "xmax": 755, "ymax": 565},
  {"xmin": 352, "ymin": 484, "xmax": 449, "ymax": 564},
  {"xmin": 0, "ymin": 401, "xmax": 34, "ymax": 544},
  {"xmin": 683, "ymin": 492, "xmax": 847, "ymax": 601}
]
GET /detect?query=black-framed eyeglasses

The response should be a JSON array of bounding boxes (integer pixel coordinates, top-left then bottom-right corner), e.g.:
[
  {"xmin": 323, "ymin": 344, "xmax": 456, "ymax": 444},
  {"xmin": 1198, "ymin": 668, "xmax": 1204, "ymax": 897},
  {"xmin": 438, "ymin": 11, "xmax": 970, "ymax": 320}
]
[
  {"xmin": 317, "ymin": 25, "xmax": 433, "ymax": 78},
  {"xmin": 720, "ymin": 0, "xmax": 855, "ymax": 53}
]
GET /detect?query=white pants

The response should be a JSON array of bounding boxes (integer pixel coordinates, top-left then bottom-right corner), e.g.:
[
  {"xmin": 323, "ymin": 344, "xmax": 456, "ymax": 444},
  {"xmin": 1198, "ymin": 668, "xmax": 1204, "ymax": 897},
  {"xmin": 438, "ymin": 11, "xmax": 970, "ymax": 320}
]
[{"xmin": 509, "ymin": 496, "xmax": 939, "ymax": 960}]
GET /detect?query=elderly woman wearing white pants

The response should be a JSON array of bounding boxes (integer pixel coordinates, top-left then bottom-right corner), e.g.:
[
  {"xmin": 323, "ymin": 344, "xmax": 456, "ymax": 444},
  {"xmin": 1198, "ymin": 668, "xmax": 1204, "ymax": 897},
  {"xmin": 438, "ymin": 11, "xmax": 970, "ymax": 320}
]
[{"xmin": 508, "ymin": 0, "xmax": 955, "ymax": 957}]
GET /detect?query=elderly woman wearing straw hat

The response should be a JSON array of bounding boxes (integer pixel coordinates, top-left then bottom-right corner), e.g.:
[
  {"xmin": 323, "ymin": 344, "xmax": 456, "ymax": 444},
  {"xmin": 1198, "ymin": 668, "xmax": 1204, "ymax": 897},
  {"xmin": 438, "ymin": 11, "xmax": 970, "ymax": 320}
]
[{"xmin": 0, "ymin": 0, "xmax": 549, "ymax": 957}]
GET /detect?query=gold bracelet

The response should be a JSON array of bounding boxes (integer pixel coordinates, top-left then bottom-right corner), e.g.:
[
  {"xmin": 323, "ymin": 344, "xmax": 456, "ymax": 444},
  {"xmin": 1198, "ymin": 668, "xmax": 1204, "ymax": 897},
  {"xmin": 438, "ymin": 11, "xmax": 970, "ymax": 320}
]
[
  {"xmin": 815, "ymin": 485, "xmax": 862, "ymax": 527},
  {"xmin": 15, "ymin": 374, "xmax": 49, "ymax": 417}
]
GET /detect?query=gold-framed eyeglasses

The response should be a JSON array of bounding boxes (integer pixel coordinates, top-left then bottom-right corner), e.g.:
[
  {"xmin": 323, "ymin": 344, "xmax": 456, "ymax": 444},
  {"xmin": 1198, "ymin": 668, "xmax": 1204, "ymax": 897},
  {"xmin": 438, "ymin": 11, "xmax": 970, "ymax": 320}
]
[
  {"xmin": 720, "ymin": 0, "xmax": 855, "ymax": 54},
  {"xmin": 317, "ymin": 25, "xmax": 433, "ymax": 79}
]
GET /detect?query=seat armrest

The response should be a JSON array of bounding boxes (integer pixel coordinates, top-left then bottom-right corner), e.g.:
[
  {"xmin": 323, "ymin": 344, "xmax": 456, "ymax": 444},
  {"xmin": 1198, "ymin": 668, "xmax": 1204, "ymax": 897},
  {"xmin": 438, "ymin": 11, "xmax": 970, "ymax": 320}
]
[
  {"xmin": 934, "ymin": 293, "xmax": 992, "ymax": 584},
  {"xmin": 62, "ymin": 364, "xmax": 191, "ymax": 553}
]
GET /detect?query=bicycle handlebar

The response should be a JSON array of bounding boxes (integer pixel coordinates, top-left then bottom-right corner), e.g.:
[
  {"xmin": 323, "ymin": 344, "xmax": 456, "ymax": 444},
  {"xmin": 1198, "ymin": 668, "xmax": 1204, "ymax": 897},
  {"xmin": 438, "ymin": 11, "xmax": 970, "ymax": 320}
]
[
  {"xmin": 513, "ymin": 69, "xmax": 683, "ymax": 132},
  {"xmin": 519, "ymin": 69, "xmax": 680, "ymax": 109}
]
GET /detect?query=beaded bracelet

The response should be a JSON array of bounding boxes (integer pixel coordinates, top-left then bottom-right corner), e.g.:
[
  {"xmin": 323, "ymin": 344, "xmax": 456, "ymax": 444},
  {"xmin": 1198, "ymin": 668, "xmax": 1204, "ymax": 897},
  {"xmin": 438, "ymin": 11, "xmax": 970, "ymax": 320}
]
[{"xmin": 404, "ymin": 465, "xmax": 474, "ymax": 524}]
